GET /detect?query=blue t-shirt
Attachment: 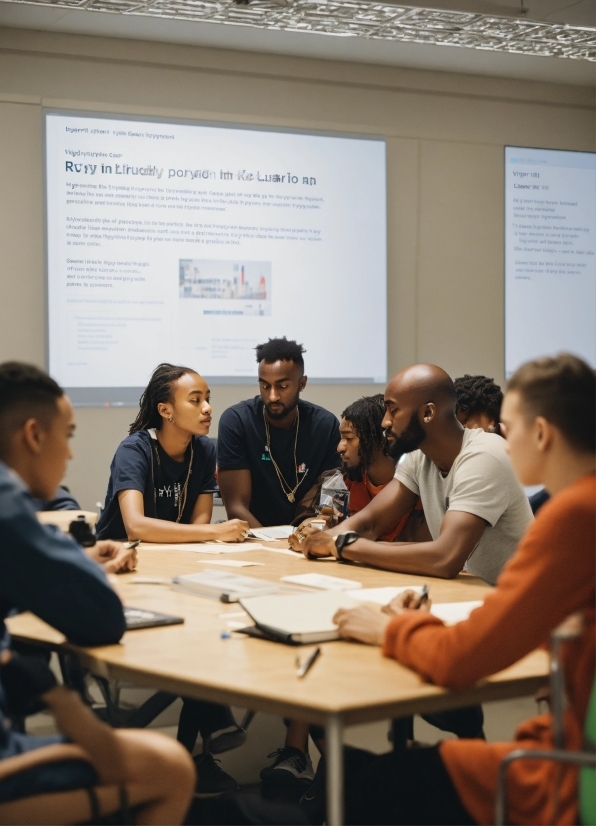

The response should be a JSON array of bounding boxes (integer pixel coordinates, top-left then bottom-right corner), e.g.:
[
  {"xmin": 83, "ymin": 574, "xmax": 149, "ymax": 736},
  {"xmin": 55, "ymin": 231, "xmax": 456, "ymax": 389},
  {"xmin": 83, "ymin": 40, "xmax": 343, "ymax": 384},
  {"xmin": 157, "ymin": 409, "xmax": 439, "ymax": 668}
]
[
  {"xmin": 217, "ymin": 397, "xmax": 340, "ymax": 526},
  {"xmin": 96, "ymin": 430, "xmax": 217, "ymax": 540}
]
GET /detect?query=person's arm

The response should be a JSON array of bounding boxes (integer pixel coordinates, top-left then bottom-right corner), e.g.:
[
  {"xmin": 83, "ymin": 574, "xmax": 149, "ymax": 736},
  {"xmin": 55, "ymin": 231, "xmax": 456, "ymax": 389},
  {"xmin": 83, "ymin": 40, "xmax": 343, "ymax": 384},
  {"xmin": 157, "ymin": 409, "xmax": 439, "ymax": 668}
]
[
  {"xmin": 117, "ymin": 489, "xmax": 248, "ymax": 542},
  {"xmin": 338, "ymin": 510, "xmax": 487, "ymax": 578},
  {"xmin": 217, "ymin": 469, "xmax": 262, "ymax": 528},
  {"xmin": 302, "ymin": 478, "xmax": 418, "ymax": 557},
  {"xmin": 382, "ymin": 499, "xmax": 595, "ymax": 690},
  {"xmin": 0, "ymin": 488, "xmax": 125, "ymax": 646}
]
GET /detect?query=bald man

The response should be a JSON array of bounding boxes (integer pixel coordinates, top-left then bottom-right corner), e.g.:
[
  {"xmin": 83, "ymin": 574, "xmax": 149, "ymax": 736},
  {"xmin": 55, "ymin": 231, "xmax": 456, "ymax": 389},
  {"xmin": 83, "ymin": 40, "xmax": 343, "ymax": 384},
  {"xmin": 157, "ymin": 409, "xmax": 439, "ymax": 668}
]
[{"xmin": 303, "ymin": 364, "xmax": 533, "ymax": 585}]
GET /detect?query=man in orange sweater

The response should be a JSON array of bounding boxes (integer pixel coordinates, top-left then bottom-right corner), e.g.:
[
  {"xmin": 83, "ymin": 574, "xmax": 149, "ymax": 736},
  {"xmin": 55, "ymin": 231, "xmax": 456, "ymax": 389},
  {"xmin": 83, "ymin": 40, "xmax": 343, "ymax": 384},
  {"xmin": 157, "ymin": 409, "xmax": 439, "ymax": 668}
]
[{"xmin": 325, "ymin": 353, "xmax": 595, "ymax": 825}]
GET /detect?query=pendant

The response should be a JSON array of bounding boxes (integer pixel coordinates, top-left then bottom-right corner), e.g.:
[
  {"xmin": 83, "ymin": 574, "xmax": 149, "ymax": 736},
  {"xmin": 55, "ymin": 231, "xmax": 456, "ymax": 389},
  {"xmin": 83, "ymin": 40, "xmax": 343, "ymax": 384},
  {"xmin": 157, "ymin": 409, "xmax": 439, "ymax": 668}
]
[{"xmin": 287, "ymin": 493, "xmax": 295, "ymax": 503}]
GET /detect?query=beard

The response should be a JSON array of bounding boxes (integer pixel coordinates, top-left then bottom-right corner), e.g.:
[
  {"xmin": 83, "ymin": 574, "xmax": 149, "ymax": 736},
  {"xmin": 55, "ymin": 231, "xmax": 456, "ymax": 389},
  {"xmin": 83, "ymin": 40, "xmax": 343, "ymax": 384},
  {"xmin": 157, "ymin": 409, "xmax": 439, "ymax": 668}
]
[
  {"xmin": 386, "ymin": 411, "xmax": 426, "ymax": 459},
  {"xmin": 265, "ymin": 397, "xmax": 299, "ymax": 421},
  {"xmin": 341, "ymin": 460, "xmax": 363, "ymax": 482}
]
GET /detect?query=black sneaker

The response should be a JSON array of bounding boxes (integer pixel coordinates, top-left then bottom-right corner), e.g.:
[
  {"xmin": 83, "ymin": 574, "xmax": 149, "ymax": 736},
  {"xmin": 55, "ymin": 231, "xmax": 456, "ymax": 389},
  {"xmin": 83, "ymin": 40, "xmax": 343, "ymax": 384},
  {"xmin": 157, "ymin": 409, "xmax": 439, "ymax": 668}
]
[
  {"xmin": 193, "ymin": 752, "xmax": 239, "ymax": 798},
  {"xmin": 260, "ymin": 747, "xmax": 315, "ymax": 797},
  {"xmin": 299, "ymin": 756, "xmax": 326, "ymax": 825}
]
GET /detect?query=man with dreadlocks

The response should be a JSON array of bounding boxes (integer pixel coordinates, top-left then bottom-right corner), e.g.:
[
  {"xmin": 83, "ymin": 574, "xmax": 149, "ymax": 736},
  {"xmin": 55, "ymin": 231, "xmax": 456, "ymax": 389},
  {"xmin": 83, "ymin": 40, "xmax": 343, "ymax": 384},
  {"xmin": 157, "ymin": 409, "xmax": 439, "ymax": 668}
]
[
  {"xmin": 454, "ymin": 374, "xmax": 503, "ymax": 436},
  {"xmin": 339, "ymin": 395, "xmax": 427, "ymax": 542}
]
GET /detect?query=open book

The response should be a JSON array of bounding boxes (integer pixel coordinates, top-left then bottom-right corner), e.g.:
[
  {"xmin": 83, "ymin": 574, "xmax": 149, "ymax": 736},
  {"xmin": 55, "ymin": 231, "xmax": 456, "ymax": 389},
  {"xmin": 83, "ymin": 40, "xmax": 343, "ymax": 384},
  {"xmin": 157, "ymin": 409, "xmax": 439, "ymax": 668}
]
[{"xmin": 239, "ymin": 590, "xmax": 359, "ymax": 644}]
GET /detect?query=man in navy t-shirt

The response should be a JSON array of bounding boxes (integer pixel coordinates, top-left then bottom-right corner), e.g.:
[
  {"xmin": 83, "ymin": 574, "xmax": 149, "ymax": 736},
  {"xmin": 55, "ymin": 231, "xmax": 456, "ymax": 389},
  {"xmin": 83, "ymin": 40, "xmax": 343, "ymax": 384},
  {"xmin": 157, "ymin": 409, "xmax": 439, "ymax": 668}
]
[{"xmin": 217, "ymin": 338, "xmax": 340, "ymax": 527}]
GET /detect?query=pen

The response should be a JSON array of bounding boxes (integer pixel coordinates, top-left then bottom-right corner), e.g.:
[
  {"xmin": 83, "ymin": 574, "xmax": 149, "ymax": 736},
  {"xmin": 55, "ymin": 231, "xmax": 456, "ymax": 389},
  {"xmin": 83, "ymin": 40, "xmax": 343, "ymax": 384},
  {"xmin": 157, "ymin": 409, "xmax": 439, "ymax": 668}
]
[
  {"xmin": 418, "ymin": 584, "xmax": 429, "ymax": 607},
  {"xmin": 126, "ymin": 540, "xmax": 141, "ymax": 550},
  {"xmin": 296, "ymin": 647, "xmax": 321, "ymax": 679}
]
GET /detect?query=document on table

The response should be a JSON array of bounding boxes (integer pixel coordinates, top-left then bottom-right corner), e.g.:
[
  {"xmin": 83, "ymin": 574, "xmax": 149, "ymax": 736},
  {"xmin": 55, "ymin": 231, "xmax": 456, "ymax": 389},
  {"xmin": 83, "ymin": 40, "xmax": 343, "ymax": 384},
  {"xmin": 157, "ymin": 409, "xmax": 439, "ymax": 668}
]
[
  {"xmin": 430, "ymin": 601, "xmax": 483, "ymax": 625},
  {"xmin": 139, "ymin": 542, "xmax": 268, "ymax": 554},
  {"xmin": 202, "ymin": 559, "xmax": 265, "ymax": 568},
  {"xmin": 346, "ymin": 586, "xmax": 424, "ymax": 604}
]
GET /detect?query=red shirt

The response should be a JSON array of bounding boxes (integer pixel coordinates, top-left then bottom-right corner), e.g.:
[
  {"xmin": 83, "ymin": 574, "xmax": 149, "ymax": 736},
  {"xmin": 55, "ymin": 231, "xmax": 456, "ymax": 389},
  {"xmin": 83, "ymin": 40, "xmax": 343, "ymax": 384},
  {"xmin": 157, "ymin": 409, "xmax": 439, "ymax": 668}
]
[{"xmin": 345, "ymin": 471, "xmax": 422, "ymax": 542}]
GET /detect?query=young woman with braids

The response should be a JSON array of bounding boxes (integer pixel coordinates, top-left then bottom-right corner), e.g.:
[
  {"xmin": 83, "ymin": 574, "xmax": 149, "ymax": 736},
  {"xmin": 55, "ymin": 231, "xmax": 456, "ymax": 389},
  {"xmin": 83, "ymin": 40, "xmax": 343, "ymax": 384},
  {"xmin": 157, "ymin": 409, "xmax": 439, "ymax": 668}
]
[
  {"xmin": 96, "ymin": 364, "xmax": 248, "ymax": 797},
  {"xmin": 96, "ymin": 363, "xmax": 248, "ymax": 543}
]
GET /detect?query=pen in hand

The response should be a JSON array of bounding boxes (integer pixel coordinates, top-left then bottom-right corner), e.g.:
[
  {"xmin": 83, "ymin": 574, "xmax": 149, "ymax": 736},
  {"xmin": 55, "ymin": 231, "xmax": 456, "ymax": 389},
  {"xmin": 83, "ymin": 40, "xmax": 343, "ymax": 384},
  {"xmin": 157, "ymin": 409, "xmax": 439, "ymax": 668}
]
[
  {"xmin": 418, "ymin": 584, "xmax": 429, "ymax": 607},
  {"xmin": 126, "ymin": 540, "xmax": 141, "ymax": 550},
  {"xmin": 296, "ymin": 647, "xmax": 321, "ymax": 679}
]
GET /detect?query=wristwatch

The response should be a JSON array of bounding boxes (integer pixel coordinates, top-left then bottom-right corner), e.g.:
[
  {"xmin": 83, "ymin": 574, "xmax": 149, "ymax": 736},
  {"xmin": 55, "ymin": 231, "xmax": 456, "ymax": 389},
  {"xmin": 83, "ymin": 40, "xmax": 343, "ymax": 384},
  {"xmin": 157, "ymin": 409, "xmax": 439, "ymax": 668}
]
[{"xmin": 335, "ymin": 531, "xmax": 359, "ymax": 561}]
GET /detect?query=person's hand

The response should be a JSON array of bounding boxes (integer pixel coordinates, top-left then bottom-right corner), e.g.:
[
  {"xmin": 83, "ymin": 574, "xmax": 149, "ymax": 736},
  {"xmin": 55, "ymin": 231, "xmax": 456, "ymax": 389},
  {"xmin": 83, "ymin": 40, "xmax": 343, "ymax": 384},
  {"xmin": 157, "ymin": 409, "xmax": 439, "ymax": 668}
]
[
  {"xmin": 288, "ymin": 519, "xmax": 328, "ymax": 554},
  {"xmin": 333, "ymin": 605, "xmax": 390, "ymax": 646},
  {"xmin": 103, "ymin": 545, "xmax": 138, "ymax": 574},
  {"xmin": 302, "ymin": 530, "xmax": 337, "ymax": 559},
  {"xmin": 214, "ymin": 519, "xmax": 250, "ymax": 543},
  {"xmin": 381, "ymin": 590, "xmax": 432, "ymax": 618},
  {"xmin": 87, "ymin": 541, "xmax": 137, "ymax": 573}
]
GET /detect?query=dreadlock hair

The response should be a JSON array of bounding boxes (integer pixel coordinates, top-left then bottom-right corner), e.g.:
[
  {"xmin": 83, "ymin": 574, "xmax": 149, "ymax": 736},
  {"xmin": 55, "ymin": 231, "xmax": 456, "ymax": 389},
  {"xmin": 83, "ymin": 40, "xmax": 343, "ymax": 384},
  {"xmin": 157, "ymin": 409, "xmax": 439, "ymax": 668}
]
[
  {"xmin": 129, "ymin": 363, "xmax": 196, "ymax": 435},
  {"xmin": 508, "ymin": 353, "xmax": 595, "ymax": 453},
  {"xmin": 0, "ymin": 362, "xmax": 64, "ymax": 459},
  {"xmin": 255, "ymin": 338, "xmax": 306, "ymax": 369},
  {"xmin": 341, "ymin": 394, "xmax": 386, "ymax": 471},
  {"xmin": 454, "ymin": 374, "xmax": 503, "ymax": 423}
]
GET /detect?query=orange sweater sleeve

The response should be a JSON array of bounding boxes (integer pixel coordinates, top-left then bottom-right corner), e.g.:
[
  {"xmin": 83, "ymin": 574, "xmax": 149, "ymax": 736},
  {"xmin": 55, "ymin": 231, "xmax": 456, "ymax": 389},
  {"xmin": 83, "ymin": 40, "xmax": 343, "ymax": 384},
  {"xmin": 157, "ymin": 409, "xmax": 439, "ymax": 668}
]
[{"xmin": 382, "ymin": 477, "xmax": 596, "ymax": 690}]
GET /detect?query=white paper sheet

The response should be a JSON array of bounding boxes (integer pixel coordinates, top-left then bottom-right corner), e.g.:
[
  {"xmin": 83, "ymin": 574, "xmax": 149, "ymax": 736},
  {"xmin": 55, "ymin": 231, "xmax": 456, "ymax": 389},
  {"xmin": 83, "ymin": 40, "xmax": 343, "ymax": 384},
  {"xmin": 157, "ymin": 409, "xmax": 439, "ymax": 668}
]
[
  {"xmin": 346, "ymin": 586, "xmax": 424, "ymax": 605},
  {"xmin": 430, "ymin": 601, "xmax": 483, "ymax": 625}
]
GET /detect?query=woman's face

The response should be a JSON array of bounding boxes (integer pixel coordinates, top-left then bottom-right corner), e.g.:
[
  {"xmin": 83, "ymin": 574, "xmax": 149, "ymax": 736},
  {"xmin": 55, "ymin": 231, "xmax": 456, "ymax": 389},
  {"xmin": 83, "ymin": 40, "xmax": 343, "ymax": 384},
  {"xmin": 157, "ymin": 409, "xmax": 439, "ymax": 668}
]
[{"xmin": 165, "ymin": 372, "xmax": 212, "ymax": 436}]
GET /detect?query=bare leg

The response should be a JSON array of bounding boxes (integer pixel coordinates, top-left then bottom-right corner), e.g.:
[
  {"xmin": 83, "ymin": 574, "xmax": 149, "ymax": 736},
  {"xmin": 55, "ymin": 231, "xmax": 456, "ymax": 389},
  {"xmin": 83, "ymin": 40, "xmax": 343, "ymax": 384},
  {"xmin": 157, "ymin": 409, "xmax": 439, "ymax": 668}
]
[{"xmin": 285, "ymin": 720, "xmax": 310, "ymax": 753}]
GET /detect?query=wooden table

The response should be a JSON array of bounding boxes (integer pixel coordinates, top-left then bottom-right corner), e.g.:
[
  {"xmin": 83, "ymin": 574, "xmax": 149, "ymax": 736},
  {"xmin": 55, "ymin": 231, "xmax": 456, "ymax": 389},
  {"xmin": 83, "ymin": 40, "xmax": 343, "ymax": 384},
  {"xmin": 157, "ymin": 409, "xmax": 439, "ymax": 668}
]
[{"xmin": 7, "ymin": 543, "xmax": 548, "ymax": 825}]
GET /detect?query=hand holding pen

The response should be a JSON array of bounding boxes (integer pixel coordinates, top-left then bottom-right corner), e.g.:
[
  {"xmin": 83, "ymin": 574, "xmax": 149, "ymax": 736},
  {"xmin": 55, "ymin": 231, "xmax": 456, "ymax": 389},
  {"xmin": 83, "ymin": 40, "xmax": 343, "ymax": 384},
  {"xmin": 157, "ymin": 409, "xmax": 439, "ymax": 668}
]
[{"xmin": 382, "ymin": 584, "xmax": 431, "ymax": 617}]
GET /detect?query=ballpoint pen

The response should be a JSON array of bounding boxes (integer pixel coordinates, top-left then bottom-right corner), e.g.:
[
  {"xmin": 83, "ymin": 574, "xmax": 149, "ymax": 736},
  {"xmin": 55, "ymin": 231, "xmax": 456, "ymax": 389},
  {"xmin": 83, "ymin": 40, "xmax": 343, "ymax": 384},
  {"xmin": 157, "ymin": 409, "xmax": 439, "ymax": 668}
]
[
  {"xmin": 126, "ymin": 540, "xmax": 141, "ymax": 549},
  {"xmin": 418, "ymin": 584, "xmax": 429, "ymax": 607},
  {"xmin": 296, "ymin": 647, "xmax": 321, "ymax": 679}
]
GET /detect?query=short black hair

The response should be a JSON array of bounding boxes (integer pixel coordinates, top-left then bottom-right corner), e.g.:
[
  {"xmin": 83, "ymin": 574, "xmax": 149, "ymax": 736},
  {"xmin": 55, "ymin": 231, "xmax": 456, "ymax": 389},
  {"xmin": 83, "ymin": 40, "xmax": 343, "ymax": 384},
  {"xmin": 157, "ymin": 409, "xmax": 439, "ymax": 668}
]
[
  {"xmin": 255, "ymin": 338, "xmax": 306, "ymax": 368},
  {"xmin": 508, "ymin": 353, "xmax": 595, "ymax": 453},
  {"xmin": 341, "ymin": 394, "xmax": 386, "ymax": 470},
  {"xmin": 0, "ymin": 362, "xmax": 64, "ymax": 458},
  {"xmin": 454, "ymin": 374, "xmax": 503, "ymax": 423}
]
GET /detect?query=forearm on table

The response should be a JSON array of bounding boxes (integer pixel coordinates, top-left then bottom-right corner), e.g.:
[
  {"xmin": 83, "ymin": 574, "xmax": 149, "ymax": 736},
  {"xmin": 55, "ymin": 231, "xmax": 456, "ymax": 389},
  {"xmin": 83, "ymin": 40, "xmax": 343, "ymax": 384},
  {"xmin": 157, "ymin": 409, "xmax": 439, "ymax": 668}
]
[
  {"xmin": 342, "ymin": 536, "xmax": 465, "ymax": 578},
  {"xmin": 123, "ymin": 514, "xmax": 223, "ymax": 542}
]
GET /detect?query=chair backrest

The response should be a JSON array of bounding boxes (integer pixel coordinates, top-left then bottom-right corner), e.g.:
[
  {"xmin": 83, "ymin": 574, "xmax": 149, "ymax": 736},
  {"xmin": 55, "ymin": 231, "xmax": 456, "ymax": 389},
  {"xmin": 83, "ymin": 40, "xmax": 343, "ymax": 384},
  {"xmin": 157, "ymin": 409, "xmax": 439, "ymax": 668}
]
[{"xmin": 580, "ymin": 675, "xmax": 596, "ymax": 825}]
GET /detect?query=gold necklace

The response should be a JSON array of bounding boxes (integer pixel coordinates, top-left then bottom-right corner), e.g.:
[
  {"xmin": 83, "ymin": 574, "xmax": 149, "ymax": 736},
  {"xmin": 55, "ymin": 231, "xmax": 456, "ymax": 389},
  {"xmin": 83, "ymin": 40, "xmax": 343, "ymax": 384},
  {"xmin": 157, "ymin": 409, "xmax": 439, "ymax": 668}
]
[{"xmin": 263, "ymin": 406, "xmax": 301, "ymax": 503}]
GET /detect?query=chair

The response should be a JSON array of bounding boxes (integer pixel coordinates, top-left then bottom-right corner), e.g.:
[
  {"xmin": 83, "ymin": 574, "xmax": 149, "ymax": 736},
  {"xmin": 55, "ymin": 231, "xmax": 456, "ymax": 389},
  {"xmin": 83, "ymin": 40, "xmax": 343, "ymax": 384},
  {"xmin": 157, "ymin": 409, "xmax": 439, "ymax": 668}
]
[{"xmin": 495, "ymin": 616, "xmax": 596, "ymax": 825}]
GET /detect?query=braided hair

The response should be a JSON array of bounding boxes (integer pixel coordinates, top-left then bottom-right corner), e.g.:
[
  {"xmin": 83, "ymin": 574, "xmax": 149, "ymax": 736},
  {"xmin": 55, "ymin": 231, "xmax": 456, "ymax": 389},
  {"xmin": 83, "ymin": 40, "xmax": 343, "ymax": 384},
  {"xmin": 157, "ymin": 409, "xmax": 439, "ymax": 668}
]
[
  {"xmin": 454, "ymin": 374, "xmax": 503, "ymax": 423},
  {"xmin": 129, "ymin": 363, "xmax": 195, "ymax": 434},
  {"xmin": 341, "ymin": 394, "xmax": 386, "ymax": 471}
]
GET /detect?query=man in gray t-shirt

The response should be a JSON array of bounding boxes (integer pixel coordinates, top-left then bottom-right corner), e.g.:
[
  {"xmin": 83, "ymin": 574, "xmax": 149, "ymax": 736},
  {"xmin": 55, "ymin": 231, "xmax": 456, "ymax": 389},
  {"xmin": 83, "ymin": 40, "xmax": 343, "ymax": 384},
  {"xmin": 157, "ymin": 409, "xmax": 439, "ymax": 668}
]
[
  {"xmin": 396, "ymin": 427, "xmax": 531, "ymax": 584},
  {"xmin": 303, "ymin": 364, "xmax": 533, "ymax": 586}
]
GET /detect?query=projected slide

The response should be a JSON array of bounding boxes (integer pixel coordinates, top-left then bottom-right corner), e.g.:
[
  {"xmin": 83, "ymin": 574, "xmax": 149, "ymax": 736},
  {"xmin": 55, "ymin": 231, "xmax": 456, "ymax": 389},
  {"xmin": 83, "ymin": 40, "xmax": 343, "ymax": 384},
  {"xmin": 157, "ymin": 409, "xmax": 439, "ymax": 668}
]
[
  {"xmin": 505, "ymin": 147, "xmax": 596, "ymax": 377},
  {"xmin": 45, "ymin": 112, "xmax": 386, "ymax": 404}
]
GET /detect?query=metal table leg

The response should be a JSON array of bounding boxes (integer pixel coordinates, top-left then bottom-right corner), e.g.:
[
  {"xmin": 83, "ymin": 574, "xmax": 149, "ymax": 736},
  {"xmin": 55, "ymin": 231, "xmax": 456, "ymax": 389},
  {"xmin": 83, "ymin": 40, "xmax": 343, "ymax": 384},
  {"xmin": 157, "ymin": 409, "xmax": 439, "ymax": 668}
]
[{"xmin": 325, "ymin": 713, "xmax": 344, "ymax": 826}]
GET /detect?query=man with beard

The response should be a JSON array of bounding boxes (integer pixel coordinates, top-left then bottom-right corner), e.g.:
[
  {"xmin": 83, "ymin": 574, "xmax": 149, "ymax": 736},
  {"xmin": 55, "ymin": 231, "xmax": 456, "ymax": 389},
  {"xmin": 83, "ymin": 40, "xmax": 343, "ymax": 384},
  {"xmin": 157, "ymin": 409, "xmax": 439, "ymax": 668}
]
[
  {"xmin": 303, "ymin": 364, "xmax": 533, "ymax": 586},
  {"xmin": 217, "ymin": 338, "xmax": 340, "ymax": 528}
]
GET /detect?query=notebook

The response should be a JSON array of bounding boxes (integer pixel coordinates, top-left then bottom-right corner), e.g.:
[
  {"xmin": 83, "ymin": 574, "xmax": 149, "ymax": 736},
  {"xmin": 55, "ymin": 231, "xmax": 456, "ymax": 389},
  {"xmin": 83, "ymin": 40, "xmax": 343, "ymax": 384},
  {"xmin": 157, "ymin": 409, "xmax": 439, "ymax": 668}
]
[
  {"xmin": 124, "ymin": 607, "xmax": 184, "ymax": 630},
  {"xmin": 239, "ymin": 590, "xmax": 359, "ymax": 644},
  {"xmin": 172, "ymin": 570, "xmax": 278, "ymax": 602}
]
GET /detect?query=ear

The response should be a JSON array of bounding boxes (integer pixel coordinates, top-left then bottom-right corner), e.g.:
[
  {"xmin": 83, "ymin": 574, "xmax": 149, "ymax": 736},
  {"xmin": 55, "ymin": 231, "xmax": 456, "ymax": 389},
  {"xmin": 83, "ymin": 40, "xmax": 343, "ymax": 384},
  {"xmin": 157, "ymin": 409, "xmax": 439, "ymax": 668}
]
[
  {"xmin": 20, "ymin": 418, "xmax": 47, "ymax": 456},
  {"xmin": 299, "ymin": 375, "xmax": 308, "ymax": 392},
  {"xmin": 421, "ymin": 403, "xmax": 436, "ymax": 424},
  {"xmin": 534, "ymin": 416, "xmax": 554, "ymax": 453},
  {"xmin": 157, "ymin": 402, "xmax": 172, "ymax": 422}
]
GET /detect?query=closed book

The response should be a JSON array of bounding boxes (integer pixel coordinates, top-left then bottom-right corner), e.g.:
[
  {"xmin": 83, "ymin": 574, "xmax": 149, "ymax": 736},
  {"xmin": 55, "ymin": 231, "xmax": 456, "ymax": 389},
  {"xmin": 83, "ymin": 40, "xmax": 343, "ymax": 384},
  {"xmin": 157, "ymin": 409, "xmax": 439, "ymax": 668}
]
[
  {"xmin": 239, "ymin": 590, "xmax": 359, "ymax": 644},
  {"xmin": 172, "ymin": 570, "xmax": 278, "ymax": 603}
]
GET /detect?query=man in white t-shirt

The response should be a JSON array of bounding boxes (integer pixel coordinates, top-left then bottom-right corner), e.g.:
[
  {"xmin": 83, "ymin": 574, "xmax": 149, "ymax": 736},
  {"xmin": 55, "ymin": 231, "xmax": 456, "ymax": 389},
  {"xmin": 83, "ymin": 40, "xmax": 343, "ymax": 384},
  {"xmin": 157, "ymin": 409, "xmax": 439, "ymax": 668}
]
[{"xmin": 303, "ymin": 364, "xmax": 533, "ymax": 586}]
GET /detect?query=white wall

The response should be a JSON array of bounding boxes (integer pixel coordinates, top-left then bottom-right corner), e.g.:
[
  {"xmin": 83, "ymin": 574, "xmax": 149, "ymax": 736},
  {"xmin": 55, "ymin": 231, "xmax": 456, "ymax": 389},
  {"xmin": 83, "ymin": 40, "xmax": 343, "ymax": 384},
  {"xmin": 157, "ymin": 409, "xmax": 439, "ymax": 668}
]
[{"xmin": 0, "ymin": 27, "xmax": 594, "ymax": 508}]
